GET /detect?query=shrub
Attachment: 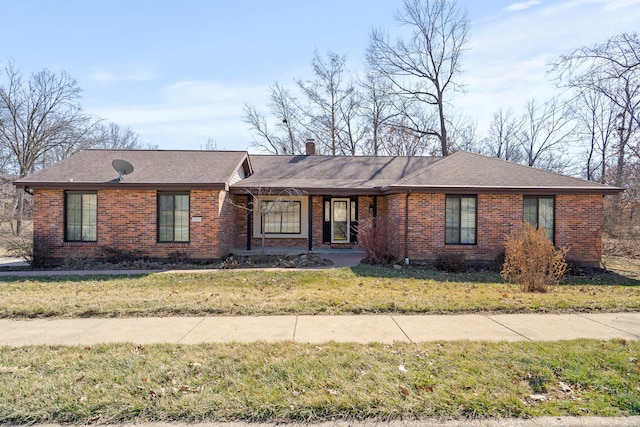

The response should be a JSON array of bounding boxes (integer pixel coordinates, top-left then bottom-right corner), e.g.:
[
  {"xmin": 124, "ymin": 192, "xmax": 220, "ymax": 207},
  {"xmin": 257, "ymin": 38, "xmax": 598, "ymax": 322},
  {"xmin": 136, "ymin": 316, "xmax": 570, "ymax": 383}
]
[
  {"xmin": 167, "ymin": 250, "xmax": 190, "ymax": 264},
  {"xmin": 357, "ymin": 216, "xmax": 402, "ymax": 265},
  {"xmin": 6, "ymin": 233, "xmax": 55, "ymax": 268},
  {"xmin": 501, "ymin": 223, "xmax": 568, "ymax": 292},
  {"xmin": 490, "ymin": 251, "xmax": 506, "ymax": 272},
  {"xmin": 98, "ymin": 246, "xmax": 144, "ymax": 264},
  {"xmin": 434, "ymin": 252, "xmax": 467, "ymax": 273}
]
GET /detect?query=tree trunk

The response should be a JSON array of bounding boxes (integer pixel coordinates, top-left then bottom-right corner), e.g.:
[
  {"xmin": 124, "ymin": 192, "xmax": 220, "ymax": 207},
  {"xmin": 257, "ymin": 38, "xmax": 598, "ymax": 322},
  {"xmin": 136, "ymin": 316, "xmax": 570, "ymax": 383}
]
[
  {"xmin": 438, "ymin": 93, "xmax": 449, "ymax": 156},
  {"xmin": 15, "ymin": 189, "xmax": 24, "ymax": 235}
]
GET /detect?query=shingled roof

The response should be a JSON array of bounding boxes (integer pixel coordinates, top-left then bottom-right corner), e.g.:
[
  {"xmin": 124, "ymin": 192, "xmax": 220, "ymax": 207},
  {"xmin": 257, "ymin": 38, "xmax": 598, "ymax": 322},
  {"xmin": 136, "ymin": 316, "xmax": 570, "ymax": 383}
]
[
  {"xmin": 14, "ymin": 150, "xmax": 250, "ymax": 190},
  {"xmin": 14, "ymin": 149, "xmax": 622, "ymax": 195},
  {"xmin": 230, "ymin": 154, "xmax": 440, "ymax": 195},
  {"xmin": 386, "ymin": 151, "xmax": 621, "ymax": 195}
]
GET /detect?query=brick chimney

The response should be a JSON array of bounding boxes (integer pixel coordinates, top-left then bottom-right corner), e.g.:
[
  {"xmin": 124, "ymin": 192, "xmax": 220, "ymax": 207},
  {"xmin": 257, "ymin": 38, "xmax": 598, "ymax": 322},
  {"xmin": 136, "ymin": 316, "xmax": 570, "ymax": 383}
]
[{"xmin": 305, "ymin": 139, "xmax": 316, "ymax": 155}]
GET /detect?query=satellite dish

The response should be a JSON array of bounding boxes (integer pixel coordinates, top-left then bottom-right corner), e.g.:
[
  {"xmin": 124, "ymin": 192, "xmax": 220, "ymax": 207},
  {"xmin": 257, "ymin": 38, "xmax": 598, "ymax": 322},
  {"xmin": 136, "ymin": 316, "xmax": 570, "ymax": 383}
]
[{"xmin": 112, "ymin": 159, "xmax": 134, "ymax": 182}]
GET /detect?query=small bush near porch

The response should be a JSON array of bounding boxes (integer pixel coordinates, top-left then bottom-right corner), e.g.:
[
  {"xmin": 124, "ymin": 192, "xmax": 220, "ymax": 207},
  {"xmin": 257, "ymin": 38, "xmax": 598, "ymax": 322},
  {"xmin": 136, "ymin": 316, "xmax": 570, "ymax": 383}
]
[{"xmin": 357, "ymin": 216, "xmax": 403, "ymax": 264}]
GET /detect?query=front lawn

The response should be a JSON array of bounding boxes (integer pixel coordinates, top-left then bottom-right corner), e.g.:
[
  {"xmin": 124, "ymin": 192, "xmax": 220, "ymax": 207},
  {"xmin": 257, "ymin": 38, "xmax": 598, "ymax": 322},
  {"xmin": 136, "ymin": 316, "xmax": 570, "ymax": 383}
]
[
  {"xmin": 0, "ymin": 340, "xmax": 638, "ymax": 423},
  {"xmin": 0, "ymin": 265, "xmax": 638, "ymax": 318}
]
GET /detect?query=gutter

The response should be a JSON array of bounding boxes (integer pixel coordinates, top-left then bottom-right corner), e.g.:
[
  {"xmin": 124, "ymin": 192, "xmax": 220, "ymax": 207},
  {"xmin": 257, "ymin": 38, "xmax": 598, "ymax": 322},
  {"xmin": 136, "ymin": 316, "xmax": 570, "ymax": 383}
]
[
  {"xmin": 381, "ymin": 185, "xmax": 624, "ymax": 196},
  {"xmin": 12, "ymin": 182, "xmax": 228, "ymax": 191}
]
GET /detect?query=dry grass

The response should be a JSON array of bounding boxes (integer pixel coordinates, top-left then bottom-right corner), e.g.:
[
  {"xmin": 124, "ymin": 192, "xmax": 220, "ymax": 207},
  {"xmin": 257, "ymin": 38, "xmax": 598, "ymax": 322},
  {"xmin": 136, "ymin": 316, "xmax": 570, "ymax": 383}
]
[
  {"xmin": 0, "ymin": 266, "xmax": 638, "ymax": 318},
  {"xmin": 604, "ymin": 256, "xmax": 640, "ymax": 278},
  {"xmin": 0, "ymin": 340, "xmax": 638, "ymax": 423}
]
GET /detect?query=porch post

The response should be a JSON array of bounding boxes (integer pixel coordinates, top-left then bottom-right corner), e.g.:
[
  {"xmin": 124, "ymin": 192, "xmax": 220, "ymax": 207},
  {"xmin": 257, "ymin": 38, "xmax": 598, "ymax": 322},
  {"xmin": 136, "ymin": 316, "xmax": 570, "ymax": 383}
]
[{"xmin": 308, "ymin": 195, "xmax": 313, "ymax": 251}]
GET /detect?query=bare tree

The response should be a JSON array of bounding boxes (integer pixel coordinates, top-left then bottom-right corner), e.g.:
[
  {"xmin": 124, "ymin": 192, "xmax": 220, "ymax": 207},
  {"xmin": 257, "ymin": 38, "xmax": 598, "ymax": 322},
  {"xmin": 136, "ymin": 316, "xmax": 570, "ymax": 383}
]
[
  {"xmin": 92, "ymin": 122, "xmax": 156, "ymax": 150},
  {"xmin": 296, "ymin": 51, "xmax": 354, "ymax": 155},
  {"xmin": 243, "ymin": 103, "xmax": 283, "ymax": 154},
  {"xmin": 483, "ymin": 108, "xmax": 523, "ymax": 162},
  {"xmin": 0, "ymin": 63, "xmax": 97, "ymax": 233},
  {"xmin": 243, "ymin": 83, "xmax": 303, "ymax": 155},
  {"xmin": 359, "ymin": 70, "xmax": 402, "ymax": 156},
  {"xmin": 269, "ymin": 83, "xmax": 303, "ymax": 155},
  {"xmin": 573, "ymin": 90, "xmax": 619, "ymax": 183},
  {"xmin": 367, "ymin": 0, "xmax": 469, "ymax": 156},
  {"xmin": 43, "ymin": 122, "xmax": 156, "ymax": 165},
  {"xmin": 337, "ymin": 87, "xmax": 368, "ymax": 156},
  {"xmin": 516, "ymin": 98, "xmax": 576, "ymax": 173},
  {"xmin": 381, "ymin": 123, "xmax": 425, "ymax": 156},
  {"xmin": 551, "ymin": 33, "xmax": 640, "ymax": 186},
  {"xmin": 447, "ymin": 116, "xmax": 478, "ymax": 153},
  {"xmin": 551, "ymin": 32, "xmax": 639, "ymax": 129}
]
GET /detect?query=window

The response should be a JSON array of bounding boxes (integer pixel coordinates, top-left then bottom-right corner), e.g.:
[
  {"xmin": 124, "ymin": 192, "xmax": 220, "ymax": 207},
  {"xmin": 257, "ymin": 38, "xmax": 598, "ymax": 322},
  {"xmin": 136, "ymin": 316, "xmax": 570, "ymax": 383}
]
[
  {"xmin": 261, "ymin": 200, "xmax": 301, "ymax": 234},
  {"xmin": 445, "ymin": 196, "xmax": 477, "ymax": 245},
  {"xmin": 65, "ymin": 192, "xmax": 97, "ymax": 242},
  {"xmin": 524, "ymin": 196, "xmax": 554, "ymax": 242},
  {"xmin": 158, "ymin": 193, "xmax": 190, "ymax": 242}
]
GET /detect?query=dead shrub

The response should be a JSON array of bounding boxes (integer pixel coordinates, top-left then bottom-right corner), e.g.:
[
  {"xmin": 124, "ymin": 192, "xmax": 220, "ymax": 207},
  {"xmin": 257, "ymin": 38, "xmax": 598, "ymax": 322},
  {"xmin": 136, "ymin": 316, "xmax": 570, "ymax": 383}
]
[
  {"xmin": 167, "ymin": 250, "xmax": 190, "ymax": 264},
  {"xmin": 501, "ymin": 223, "xmax": 568, "ymax": 292},
  {"xmin": 6, "ymin": 233, "xmax": 55, "ymax": 268},
  {"xmin": 98, "ymin": 246, "xmax": 144, "ymax": 264},
  {"xmin": 434, "ymin": 252, "xmax": 468, "ymax": 273},
  {"xmin": 357, "ymin": 216, "xmax": 402, "ymax": 265}
]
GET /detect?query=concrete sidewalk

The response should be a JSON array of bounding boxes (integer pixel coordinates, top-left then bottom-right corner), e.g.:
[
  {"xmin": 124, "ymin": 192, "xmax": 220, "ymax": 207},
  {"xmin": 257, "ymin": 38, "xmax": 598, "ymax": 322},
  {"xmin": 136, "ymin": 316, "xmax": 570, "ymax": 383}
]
[{"xmin": 1, "ymin": 312, "xmax": 638, "ymax": 346}]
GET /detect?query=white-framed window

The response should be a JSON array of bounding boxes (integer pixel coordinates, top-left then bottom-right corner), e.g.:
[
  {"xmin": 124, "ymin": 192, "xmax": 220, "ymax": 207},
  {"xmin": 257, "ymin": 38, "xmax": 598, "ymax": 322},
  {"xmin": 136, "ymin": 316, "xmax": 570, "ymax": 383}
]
[
  {"xmin": 261, "ymin": 200, "xmax": 301, "ymax": 234},
  {"xmin": 253, "ymin": 196, "xmax": 308, "ymax": 239}
]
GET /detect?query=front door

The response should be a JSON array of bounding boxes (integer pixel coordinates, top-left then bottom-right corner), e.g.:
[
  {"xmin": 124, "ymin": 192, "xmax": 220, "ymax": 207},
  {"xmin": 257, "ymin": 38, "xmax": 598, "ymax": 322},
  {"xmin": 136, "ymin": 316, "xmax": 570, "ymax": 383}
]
[
  {"xmin": 323, "ymin": 197, "xmax": 358, "ymax": 244},
  {"xmin": 331, "ymin": 198, "xmax": 350, "ymax": 243}
]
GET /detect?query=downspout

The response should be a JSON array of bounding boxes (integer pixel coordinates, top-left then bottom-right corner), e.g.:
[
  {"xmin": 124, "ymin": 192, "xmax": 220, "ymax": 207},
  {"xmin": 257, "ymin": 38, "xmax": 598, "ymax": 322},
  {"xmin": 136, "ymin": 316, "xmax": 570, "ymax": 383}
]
[
  {"xmin": 246, "ymin": 194, "xmax": 252, "ymax": 251},
  {"xmin": 308, "ymin": 195, "xmax": 313, "ymax": 251},
  {"xmin": 372, "ymin": 195, "xmax": 377, "ymax": 218},
  {"xmin": 404, "ymin": 190, "xmax": 411, "ymax": 265}
]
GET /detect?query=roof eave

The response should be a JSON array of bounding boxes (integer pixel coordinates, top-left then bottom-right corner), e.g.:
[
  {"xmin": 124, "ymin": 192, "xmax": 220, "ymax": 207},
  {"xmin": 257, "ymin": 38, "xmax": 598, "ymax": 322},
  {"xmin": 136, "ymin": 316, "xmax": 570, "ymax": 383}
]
[
  {"xmin": 15, "ymin": 182, "xmax": 228, "ymax": 191},
  {"xmin": 382, "ymin": 185, "xmax": 624, "ymax": 195},
  {"xmin": 230, "ymin": 185, "xmax": 383, "ymax": 196}
]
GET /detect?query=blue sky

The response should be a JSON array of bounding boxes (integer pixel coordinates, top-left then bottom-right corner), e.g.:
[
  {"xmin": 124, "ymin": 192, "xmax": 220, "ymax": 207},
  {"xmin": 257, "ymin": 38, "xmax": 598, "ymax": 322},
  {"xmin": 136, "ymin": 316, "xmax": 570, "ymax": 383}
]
[{"xmin": 2, "ymin": 0, "xmax": 639, "ymax": 151}]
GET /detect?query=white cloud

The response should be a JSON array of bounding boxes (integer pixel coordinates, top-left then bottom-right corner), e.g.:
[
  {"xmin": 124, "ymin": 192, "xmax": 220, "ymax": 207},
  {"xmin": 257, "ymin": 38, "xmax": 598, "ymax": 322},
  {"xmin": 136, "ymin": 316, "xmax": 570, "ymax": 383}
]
[
  {"xmin": 504, "ymin": 0, "xmax": 542, "ymax": 12},
  {"xmin": 460, "ymin": 0, "xmax": 640, "ymax": 136}
]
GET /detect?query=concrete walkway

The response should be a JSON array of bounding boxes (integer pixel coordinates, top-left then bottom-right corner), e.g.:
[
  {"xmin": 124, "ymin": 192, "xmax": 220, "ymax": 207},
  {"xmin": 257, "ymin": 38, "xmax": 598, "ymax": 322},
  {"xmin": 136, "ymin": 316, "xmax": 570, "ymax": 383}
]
[{"xmin": 1, "ymin": 312, "xmax": 638, "ymax": 346}]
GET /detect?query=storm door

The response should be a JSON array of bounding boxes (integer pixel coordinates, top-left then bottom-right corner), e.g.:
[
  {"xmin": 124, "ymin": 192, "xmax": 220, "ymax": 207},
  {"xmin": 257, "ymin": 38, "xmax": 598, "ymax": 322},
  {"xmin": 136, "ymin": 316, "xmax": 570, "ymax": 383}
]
[
  {"xmin": 323, "ymin": 197, "xmax": 358, "ymax": 244},
  {"xmin": 331, "ymin": 198, "xmax": 350, "ymax": 242}
]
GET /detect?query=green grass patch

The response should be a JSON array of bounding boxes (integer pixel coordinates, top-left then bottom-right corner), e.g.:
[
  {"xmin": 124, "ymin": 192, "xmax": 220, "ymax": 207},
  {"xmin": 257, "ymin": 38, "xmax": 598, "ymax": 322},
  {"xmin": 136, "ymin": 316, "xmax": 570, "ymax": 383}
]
[
  {"xmin": 0, "ymin": 265, "xmax": 638, "ymax": 318},
  {"xmin": 0, "ymin": 340, "xmax": 638, "ymax": 423}
]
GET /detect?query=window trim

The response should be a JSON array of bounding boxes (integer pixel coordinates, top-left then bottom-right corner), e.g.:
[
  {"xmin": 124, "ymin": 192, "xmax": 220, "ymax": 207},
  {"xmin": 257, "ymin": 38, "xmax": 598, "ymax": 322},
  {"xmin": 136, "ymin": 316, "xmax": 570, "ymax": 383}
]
[
  {"xmin": 523, "ymin": 196, "xmax": 555, "ymax": 243},
  {"xmin": 260, "ymin": 199, "xmax": 302, "ymax": 235},
  {"xmin": 157, "ymin": 192, "xmax": 190, "ymax": 243},
  {"xmin": 253, "ymin": 195, "xmax": 308, "ymax": 239},
  {"xmin": 445, "ymin": 195, "xmax": 477, "ymax": 245},
  {"xmin": 64, "ymin": 191, "xmax": 98, "ymax": 242}
]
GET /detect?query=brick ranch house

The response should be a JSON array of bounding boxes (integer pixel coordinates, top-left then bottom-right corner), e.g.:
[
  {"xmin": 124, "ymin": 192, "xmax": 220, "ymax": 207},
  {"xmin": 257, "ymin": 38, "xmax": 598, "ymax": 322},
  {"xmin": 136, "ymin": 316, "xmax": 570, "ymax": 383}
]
[{"xmin": 14, "ymin": 143, "xmax": 622, "ymax": 266}]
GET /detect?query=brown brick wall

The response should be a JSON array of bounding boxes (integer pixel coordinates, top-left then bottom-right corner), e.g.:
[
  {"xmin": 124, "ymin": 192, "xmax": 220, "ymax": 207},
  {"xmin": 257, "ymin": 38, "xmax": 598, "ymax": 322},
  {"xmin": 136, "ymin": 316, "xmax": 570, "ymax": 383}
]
[
  {"xmin": 382, "ymin": 192, "xmax": 603, "ymax": 266},
  {"xmin": 33, "ymin": 189, "xmax": 605, "ymax": 266},
  {"xmin": 33, "ymin": 188, "xmax": 238, "ymax": 262},
  {"xmin": 555, "ymin": 194, "xmax": 603, "ymax": 263}
]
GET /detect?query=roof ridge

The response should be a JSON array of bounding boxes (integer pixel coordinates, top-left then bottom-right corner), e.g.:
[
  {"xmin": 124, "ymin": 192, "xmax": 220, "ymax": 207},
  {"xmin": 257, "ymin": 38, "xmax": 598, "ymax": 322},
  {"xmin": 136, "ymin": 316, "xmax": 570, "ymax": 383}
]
[{"xmin": 85, "ymin": 149, "xmax": 250, "ymax": 153}]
